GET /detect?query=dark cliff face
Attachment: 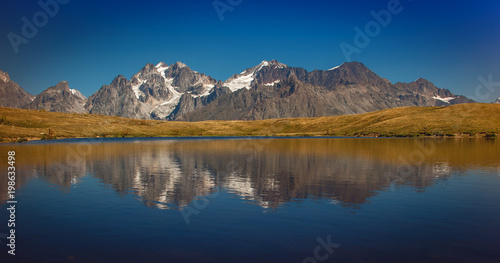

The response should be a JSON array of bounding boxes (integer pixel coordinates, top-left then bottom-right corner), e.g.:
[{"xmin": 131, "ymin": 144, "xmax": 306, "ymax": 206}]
[
  {"xmin": 0, "ymin": 70, "xmax": 34, "ymax": 108},
  {"xmin": 26, "ymin": 81, "xmax": 87, "ymax": 113}
]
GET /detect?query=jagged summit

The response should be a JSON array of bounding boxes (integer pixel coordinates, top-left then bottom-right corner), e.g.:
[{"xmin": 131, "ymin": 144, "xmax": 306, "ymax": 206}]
[
  {"xmin": 85, "ymin": 61, "xmax": 217, "ymax": 120},
  {"xmin": 224, "ymin": 60, "xmax": 290, "ymax": 91},
  {"xmin": 173, "ymin": 61, "xmax": 188, "ymax": 68},
  {"xmin": 155, "ymin": 62, "xmax": 169, "ymax": 68},
  {"xmin": 263, "ymin": 60, "xmax": 288, "ymax": 68}
]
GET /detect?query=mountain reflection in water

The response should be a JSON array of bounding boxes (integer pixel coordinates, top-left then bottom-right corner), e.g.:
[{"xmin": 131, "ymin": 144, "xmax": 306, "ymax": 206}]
[{"xmin": 2, "ymin": 138, "xmax": 498, "ymax": 210}]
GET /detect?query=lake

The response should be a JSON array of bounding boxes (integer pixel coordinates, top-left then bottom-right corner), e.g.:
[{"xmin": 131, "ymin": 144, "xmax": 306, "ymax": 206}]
[{"xmin": 0, "ymin": 137, "xmax": 499, "ymax": 262}]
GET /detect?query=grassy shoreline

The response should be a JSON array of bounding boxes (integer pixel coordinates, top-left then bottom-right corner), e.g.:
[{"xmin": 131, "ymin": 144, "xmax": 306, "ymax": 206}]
[{"xmin": 1, "ymin": 104, "xmax": 499, "ymax": 143}]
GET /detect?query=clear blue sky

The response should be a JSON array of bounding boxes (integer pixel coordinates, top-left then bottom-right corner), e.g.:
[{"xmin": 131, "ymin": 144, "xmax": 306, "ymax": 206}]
[{"xmin": 1, "ymin": 0, "xmax": 499, "ymax": 102}]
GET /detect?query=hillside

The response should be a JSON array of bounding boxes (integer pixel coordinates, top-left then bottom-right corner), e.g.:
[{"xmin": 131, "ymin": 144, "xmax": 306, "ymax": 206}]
[{"xmin": 1, "ymin": 104, "xmax": 499, "ymax": 142}]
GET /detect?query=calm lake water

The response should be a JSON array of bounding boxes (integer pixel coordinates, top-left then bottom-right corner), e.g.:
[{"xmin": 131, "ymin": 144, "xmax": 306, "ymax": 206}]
[{"xmin": 0, "ymin": 137, "xmax": 499, "ymax": 263}]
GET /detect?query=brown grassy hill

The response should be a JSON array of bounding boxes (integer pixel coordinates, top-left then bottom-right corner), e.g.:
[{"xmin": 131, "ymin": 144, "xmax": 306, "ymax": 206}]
[{"xmin": 0, "ymin": 103, "xmax": 499, "ymax": 142}]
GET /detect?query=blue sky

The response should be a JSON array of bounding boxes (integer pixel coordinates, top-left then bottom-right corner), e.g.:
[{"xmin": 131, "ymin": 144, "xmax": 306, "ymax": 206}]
[{"xmin": 1, "ymin": 0, "xmax": 499, "ymax": 102}]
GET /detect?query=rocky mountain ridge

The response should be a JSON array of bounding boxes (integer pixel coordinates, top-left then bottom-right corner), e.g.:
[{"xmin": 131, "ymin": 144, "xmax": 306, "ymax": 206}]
[{"xmin": 0, "ymin": 61, "xmax": 480, "ymax": 120}]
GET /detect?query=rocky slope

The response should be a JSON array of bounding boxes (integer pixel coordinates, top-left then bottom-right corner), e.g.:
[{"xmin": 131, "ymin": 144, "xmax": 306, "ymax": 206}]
[
  {"xmin": 26, "ymin": 81, "xmax": 87, "ymax": 113},
  {"xmin": 0, "ymin": 70, "xmax": 34, "ymax": 108}
]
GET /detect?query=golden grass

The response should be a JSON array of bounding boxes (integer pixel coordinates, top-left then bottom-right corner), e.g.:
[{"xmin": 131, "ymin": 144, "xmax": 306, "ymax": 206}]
[{"xmin": 0, "ymin": 103, "xmax": 499, "ymax": 142}]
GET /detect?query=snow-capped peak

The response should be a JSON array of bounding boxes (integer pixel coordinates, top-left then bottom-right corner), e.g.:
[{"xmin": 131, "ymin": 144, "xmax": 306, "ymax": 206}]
[
  {"xmin": 264, "ymin": 60, "xmax": 288, "ymax": 69},
  {"xmin": 224, "ymin": 60, "xmax": 288, "ymax": 92},
  {"xmin": 260, "ymin": 60, "xmax": 269, "ymax": 67}
]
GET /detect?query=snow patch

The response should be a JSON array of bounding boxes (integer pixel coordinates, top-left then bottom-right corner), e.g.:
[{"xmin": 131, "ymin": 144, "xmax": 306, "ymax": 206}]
[
  {"xmin": 224, "ymin": 60, "xmax": 288, "ymax": 92},
  {"xmin": 327, "ymin": 64, "xmax": 342, "ymax": 71},
  {"xmin": 432, "ymin": 95, "xmax": 455, "ymax": 103},
  {"xmin": 152, "ymin": 77, "xmax": 182, "ymax": 118},
  {"xmin": 70, "ymin": 89, "xmax": 77, "ymax": 95},
  {"xmin": 159, "ymin": 93, "xmax": 181, "ymax": 107},
  {"xmin": 260, "ymin": 60, "xmax": 269, "ymax": 68},
  {"xmin": 225, "ymin": 73, "xmax": 255, "ymax": 92},
  {"xmin": 155, "ymin": 62, "xmax": 169, "ymax": 73},
  {"xmin": 131, "ymin": 79, "xmax": 147, "ymax": 100},
  {"xmin": 264, "ymin": 80, "xmax": 281, "ymax": 86},
  {"xmin": 192, "ymin": 84, "xmax": 215, "ymax": 97},
  {"xmin": 224, "ymin": 61, "xmax": 270, "ymax": 91}
]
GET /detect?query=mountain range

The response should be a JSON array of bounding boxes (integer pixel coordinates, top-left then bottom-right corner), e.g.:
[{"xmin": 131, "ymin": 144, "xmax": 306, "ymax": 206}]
[{"xmin": 0, "ymin": 61, "xmax": 481, "ymax": 120}]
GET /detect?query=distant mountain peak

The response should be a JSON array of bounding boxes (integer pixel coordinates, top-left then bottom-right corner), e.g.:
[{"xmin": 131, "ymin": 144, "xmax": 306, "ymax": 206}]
[
  {"xmin": 111, "ymin": 75, "xmax": 128, "ymax": 86},
  {"xmin": 54, "ymin": 81, "xmax": 69, "ymax": 89},
  {"xmin": 224, "ymin": 60, "xmax": 289, "ymax": 92},
  {"xmin": 324, "ymin": 61, "xmax": 375, "ymax": 77},
  {"xmin": 326, "ymin": 62, "xmax": 368, "ymax": 71},
  {"xmin": 339, "ymin": 61, "xmax": 368, "ymax": 70},
  {"xmin": 173, "ymin": 61, "xmax": 188, "ymax": 69},
  {"xmin": 155, "ymin": 62, "xmax": 169, "ymax": 72},
  {"xmin": 27, "ymin": 81, "xmax": 86, "ymax": 113},
  {"xmin": 415, "ymin": 78, "xmax": 432, "ymax": 84},
  {"xmin": 251, "ymin": 60, "xmax": 288, "ymax": 73},
  {"xmin": 260, "ymin": 60, "xmax": 288, "ymax": 69}
]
